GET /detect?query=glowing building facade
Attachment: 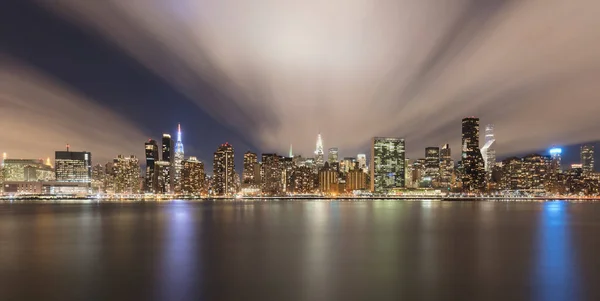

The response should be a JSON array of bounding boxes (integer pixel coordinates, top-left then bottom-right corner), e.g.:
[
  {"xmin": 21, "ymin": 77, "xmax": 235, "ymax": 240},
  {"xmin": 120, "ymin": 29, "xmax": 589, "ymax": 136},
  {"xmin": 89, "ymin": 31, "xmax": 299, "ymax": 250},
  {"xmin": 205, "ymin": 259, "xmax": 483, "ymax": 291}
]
[
  {"xmin": 461, "ymin": 117, "xmax": 486, "ymax": 191},
  {"xmin": 581, "ymin": 145, "xmax": 594, "ymax": 174},
  {"xmin": 181, "ymin": 156, "xmax": 205, "ymax": 195},
  {"xmin": 315, "ymin": 133, "xmax": 325, "ymax": 169},
  {"xmin": 144, "ymin": 139, "xmax": 159, "ymax": 193},
  {"xmin": 174, "ymin": 124, "xmax": 185, "ymax": 193},
  {"xmin": 213, "ymin": 143, "xmax": 236, "ymax": 196},
  {"xmin": 370, "ymin": 137, "xmax": 406, "ymax": 193},
  {"xmin": 481, "ymin": 124, "xmax": 496, "ymax": 175},
  {"xmin": 55, "ymin": 150, "xmax": 92, "ymax": 185}
]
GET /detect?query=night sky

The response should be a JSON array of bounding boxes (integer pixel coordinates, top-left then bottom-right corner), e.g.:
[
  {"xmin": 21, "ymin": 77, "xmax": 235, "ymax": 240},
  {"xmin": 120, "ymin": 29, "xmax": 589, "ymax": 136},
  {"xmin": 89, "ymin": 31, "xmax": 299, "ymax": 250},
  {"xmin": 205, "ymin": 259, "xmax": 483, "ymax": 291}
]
[{"xmin": 2, "ymin": 0, "xmax": 599, "ymax": 171}]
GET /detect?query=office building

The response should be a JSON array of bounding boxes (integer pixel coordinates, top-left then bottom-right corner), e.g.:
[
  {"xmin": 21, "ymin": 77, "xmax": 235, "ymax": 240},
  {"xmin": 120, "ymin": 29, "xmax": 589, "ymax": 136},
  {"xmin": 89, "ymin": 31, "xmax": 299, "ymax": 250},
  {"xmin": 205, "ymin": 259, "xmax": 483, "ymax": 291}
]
[
  {"xmin": 291, "ymin": 166, "xmax": 314, "ymax": 194},
  {"xmin": 357, "ymin": 154, "xmax": 367, "ymax": 173},
  {"xmin": 581, "ymin": 145, "xmax": 594, "ymax": 174},
  {"xmin": 154, "ymin": 161, "xmax": 171, "ymax": 194},
  {"xmin": 328, "ymin": 148, "xmax": 339, "ymax": 164},
  {"xmin": 110, "ymin": 155, "xmax": 140, "ymax": 194},
  {"xmin": 424, "ymin": 147, "xmax": 440, "ymax": 186},
  {"xmin": 162, "ymin": 134, "xmax": 175, "ymax": 191},
  {"xmin": 549, "ymin": 147, "xmax": 563, "ymax": 173},
  {"xmin": 144, "ymin": 139, "xmax": 159, "ymax": 193},
  {"xmin": 2, "ymin": 159, "xmax": 54, "ymax": 182},
  {"xmin": 213, "ymin": 142, "xmax": 236, "ymax": 196},
  {"xmin": 481, "ymin": 124, "xmax": 496, "ymax": 175},
  {"xmin": 370, "ymin": 137, "xmax": 406, "ymax": 193},
  {"xmin": 439, "ymin": 144, "xmax": 454, "ymax": 189},
  {"xmin": 461, "ymin": 117, "xmax": 486, "ymax": 191},
  {"xmin": 55, "ymin": 149, "xmax": 92, "ymax": 185},
  {"xmin": 319, "ymin": 162, "xmax": 338, "ymax": 194},
  {"xmin": 346, "ymin": 163, "xmax": 367, "ymax": 192}
]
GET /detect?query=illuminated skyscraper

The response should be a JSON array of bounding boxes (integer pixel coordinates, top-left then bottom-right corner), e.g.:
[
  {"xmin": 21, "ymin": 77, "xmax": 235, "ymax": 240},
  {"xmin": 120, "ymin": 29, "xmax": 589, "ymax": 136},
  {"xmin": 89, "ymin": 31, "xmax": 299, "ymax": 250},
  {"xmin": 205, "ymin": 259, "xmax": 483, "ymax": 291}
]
[
  {"xmin": 174, "ymin": 124, "xmax": 185, "ymax": 192},
  {"xmin": 243, "ymin": 151, "xmax": 258, "ymax": 184},
  {"xmin": 144, "ymin": 139, "xmax": 159, "ymax": 193},
  {"xmin": 213, "ymin": 143, "xmax": 236, "ymax": 196},
  {"xmin": 55, "ymin": 148, "xmax": 92, "ymax": 186},
  {"xmin": 357, "ymin": 154, "xmax": 367, "ymax": 173},
  {"xmin": 110, "ymin": 155, "xmax": 141, "ymax": 194},
  {"xmin": 261, "ymin": 153, "xmax": 282, "ymax": 196},
  {"xmin": 154, "ymin": 161, "xmax": 171, "ymax": 194},
  {"xmin": 424, "ymin": 147, "xmax": 440, "ymax": 186},
  {"xmin": 581, "ymin": 145, "xmax": 594, "ymax": 174},
  {"xmin": 315, "ymin": 133, "xmax": 325, "ymax": 169},
  {"xmin": 162, "ymin": 134, "xmax": 174, "ymax": 191},
  {"xmin": 328, "ymin": 148, "xmax": 339, "ymax": 164},
  {"xmin": 439, "ymin": 144, "xmax": 454, "ymax": 189},
  {"xmin": 462, "ymin": 117, "xmax": 486, "ymax": 191},
  {"xmin": 370, "ymin": 137, "xmax": 405, "ymax": 193},
  {"xmin": 481, "ymin": 124, "xmax": 496, "ymax": 175},
  {"xmin": 181, "ymin": 156, "xmax": 205, "ymax": 195},
  {"xmin": 549, "ymin": 147, "xmax": 563, "ymax": 173}
]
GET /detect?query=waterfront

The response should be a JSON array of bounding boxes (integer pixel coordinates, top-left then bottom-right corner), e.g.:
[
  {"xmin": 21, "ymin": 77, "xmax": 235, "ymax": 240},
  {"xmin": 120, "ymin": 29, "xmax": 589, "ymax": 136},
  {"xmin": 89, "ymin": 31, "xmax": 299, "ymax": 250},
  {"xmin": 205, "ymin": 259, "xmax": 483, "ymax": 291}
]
[{"xmin": 1, "ymin": 200, "xmax": 599, "ymax": 301}]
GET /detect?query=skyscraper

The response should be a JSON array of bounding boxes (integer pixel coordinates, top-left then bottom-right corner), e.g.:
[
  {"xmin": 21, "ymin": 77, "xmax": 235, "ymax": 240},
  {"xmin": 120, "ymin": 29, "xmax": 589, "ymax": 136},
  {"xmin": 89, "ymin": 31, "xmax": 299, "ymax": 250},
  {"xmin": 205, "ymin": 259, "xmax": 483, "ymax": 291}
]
[
  {"xmin": 357, "ymin": 154, "xmax": 367, "ymax": 173},
  {"xmin": 462, "ymin": 117, "xmax": 486, "ymax": 191},
  {"xmin": 549, "ymin": 147, "xmax": 563, "ymax": 173},
  {"xmin": 181, "ymin": 156, "xmax": 205, "ymax": 195},
  {"xmin": 439, "ymin": 144, "xmax": 454, "ymax": 189},
  {"xmin": 328, "ymin": 148, "xmax": 339, "ymax": 164},
  {"xmin": 174, "ymin": 124, "xmax": 185, "ymax": 193},
  {"xmin": 243, "ymin": 151, "xmax": 258, "ymax": 184},
  {"xmin": 481, "ymin": 124, "xmax": 496, "ymax": 175},
  {"xmin": 162, "ymin": 134, "xmax": 174, "ymax": 191},
  {"xmin": 581, "ymin": 144, "xmax": 594, "ymax": 174},
  {"xmin": 144, "ymin": 139, "xmax": 159, "ymax": 193},
  {"xmin": 55, "ymin": 148, "xmax": 92, "ymax": 185},
  {"xmin": 315, "ymin": 133, "xmax": 325, "ymax": 169},
  {"xmin": 261, "ymin": 153, "xmax": 282, "ymax": 196},
  {"xmin": 109, "ymin": 155, "xmax": 140, "ymax": 194},
  {"xmin": 213, "ymin": 143, "xmax": 236, "ymax": 196},
  {"xmin": 370, "ymin": 137, "xmax": 405, "ymax": 193},
  {"xmin": 424, "ymin": 147, "xmax": 440, "ymax": 186}
]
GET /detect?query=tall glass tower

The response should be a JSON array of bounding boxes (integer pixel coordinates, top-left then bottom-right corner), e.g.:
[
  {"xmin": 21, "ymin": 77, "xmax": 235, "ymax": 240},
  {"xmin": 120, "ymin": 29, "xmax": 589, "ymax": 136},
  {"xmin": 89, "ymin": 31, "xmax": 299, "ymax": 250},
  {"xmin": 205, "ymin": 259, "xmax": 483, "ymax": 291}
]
[
  {"xmin": 462, "ymin": 117, "xmax": 486, "ymax": 191},
  {"xmin": 315, "ymin": 133, "xmax": 325, "ymax": 169},
  {"xmin": 174, "ymin": 123, "xmax": 185, "ymax": 192},
  {"xmin": 481, "ymin": 124, "xmax": 496, "ymax": 174},
  {"xmin": 581, "ymin": 144, "xmax": 594, "ymax": 174}
]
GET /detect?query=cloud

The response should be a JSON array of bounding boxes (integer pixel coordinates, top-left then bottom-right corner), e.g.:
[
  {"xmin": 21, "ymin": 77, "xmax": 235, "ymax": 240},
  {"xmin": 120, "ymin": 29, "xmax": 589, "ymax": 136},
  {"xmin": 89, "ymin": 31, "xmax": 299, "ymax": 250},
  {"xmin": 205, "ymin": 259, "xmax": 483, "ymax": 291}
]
[
  {"xmin": 41, "ymin": 0, "xmax": 600, "ymax": 159},
  {"xmin": 0, "ymin": 57, "xmax": 148, "ymax": 164}
]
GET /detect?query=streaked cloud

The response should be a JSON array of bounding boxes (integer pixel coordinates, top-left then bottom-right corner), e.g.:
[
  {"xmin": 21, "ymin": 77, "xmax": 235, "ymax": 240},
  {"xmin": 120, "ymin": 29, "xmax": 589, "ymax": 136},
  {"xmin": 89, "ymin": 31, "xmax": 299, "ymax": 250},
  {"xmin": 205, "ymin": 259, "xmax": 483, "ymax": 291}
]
[
  {"xmin": 42, "ymin": 0, "xmax": 600, "ymax": 158},
  {"xmin": 0, "ymin": 57, "xmax": 148, "ymax": 164}
]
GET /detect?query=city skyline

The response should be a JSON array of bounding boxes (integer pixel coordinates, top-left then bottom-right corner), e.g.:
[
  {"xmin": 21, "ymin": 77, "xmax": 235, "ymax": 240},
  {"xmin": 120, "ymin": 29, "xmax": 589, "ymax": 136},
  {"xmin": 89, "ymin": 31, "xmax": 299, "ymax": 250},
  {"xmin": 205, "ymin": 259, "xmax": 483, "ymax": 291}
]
[{"xmin": 3, "ymin": 1, "xmax": 600, "ymax": 166}]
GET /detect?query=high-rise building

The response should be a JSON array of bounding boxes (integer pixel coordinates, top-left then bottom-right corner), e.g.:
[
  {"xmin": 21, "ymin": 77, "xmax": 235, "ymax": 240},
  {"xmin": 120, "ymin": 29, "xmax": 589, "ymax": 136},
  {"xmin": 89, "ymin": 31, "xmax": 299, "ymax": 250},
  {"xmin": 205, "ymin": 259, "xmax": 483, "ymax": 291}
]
[
  {"xmin": 154, "ymin": 161, "xmax": 171, "ymax": 194},
  {"xmin": 357, "ymin": 154, "xmax": 367, "ymax": 173},
  {"xmin": 581, "ymin": 145, "xmax": 594, "ymax": 174},
  {"xmin": 340, "ymin": 157, "xmax": 357, "ymax": 174},
  {"xmin": 328, "ymin": 148, "xmax": 339, "ymax": 164},
  {"xmin": 144, "ymin": 139, "xmax": 159, "ymax": 193},
  {"xmin": 181, "ymin": 156, "xmax": 205, "ymax": 195},
  {"xmin": 55, "ymin": 149, "xmax": 92, "ymax": 185},
  {"xmin": 481, "ymin": 124, "xmax": 496, "ymax": 175},
  {"xmin": 461, "ymin": 117, "xmax": 486, "ymax": 191},
  {"xmin": 439, "ymin": 144, "xmax": 454, "ymax": 189},
  {"xmin": 174, "ymin": 124, "xmax": 185, "ymax": 193},
  {"xmin": 370, "ymin": 137, "xmax": 406, "ymax": 193},
  {"xmin": 213, "ymin": 143, "xmax": 236, "ymax": 196},
  {"xmin": 315, "ymin": 133, "xmax": 325, "ymax": 169},
  {"xmin": 162, "ymin": 134, "xmax": 175, "ymax": 191},
  {"xmin": 424, "ymin": 147, "xmax": 440, "ymax": 186},
  {"xmin": 109, "ymin": 155, "xmax": 140, "ymax": 194},
  {"xmin": 261, "ymin": 153, "xmax": 282, "ymax": 196},
  {"xmin": 549, "ymin": 147, "xmax": 563, "ymax": 173},
  {"xmin": 280, "ymin": 156, "xmax": 294, "ymax": 193},
  {"xmin": 291, "ymin": 166, "xmax": 314, "ymax": 194},
  {"xmin": 91, "ymin": 164, "xmax": 105, "ymax": 193},
  {"xmin": 243, "ymin": 151, "xmax": 259, "ymax": 185}
]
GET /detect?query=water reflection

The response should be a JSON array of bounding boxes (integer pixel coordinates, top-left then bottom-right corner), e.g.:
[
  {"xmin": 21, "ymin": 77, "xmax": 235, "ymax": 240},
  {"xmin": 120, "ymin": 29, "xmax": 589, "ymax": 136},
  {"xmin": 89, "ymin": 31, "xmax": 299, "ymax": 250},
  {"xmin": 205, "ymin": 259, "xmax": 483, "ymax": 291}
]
[{"xmin": 535, "ymin": 201, "xmax": 580, "ymax": 301}]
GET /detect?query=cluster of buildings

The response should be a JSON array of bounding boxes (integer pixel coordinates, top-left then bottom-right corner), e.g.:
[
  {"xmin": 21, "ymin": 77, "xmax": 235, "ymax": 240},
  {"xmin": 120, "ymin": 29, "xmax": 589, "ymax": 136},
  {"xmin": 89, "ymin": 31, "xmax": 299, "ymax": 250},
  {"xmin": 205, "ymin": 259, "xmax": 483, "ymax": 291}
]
[{"xmin": 1, "ymin": 117, "xmax": 598, "ymax": 197}]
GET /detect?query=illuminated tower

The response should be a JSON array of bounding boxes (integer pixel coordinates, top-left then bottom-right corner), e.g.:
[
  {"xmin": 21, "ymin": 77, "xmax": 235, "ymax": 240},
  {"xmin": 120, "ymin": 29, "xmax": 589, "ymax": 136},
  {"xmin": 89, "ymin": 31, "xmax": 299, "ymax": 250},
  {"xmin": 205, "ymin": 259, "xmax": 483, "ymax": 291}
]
[
  {"xmin": 581, "ymin": 144, "xmax": 594, "ymax": 174},
  {"xmin": 315, "ymin": 133, "xmax": 325, "ymax": 169},
  {"xmin": 328, "ymin": 148, "xmax": 339, "ymax": 163},
  {"xmin": 461, "ymin": 117, "xmax": 486, "ymax": 191},
  {"xmin": 289, "ymin": 144, "xmax": 293, "ymax": 158},
  {"xmin": 162, "ymin": 133, "xmax": 174, "ymax": 192},
  {"xmin": 481, "ymin": 124, "xmax": 496, "ymax": 175},
  {"xmin": 174, "ymin": 123, "xmax": 185, "ymax": 193},
  {"xmin": 213, "ymin": 143, "xmax": 236, "ymax": 196},
  {"xmin": 370, "ymin": 137, "xmax": 405, "ymax": 193},
  {"xmin": 549, "ymin": 147, "xmax": 563, "ymax": 173},
  {"xmin": 144, "ymin": 139, "xmax": 159, "ymax": 193}
]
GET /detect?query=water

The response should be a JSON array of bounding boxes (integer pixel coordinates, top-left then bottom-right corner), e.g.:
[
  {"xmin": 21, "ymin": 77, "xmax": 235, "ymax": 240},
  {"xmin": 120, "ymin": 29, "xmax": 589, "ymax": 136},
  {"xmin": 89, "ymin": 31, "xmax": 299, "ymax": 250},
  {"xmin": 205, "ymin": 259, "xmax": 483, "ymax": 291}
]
[{"xmin": 0, "ymin": 200, "xmax": 599, "ymax": 301}]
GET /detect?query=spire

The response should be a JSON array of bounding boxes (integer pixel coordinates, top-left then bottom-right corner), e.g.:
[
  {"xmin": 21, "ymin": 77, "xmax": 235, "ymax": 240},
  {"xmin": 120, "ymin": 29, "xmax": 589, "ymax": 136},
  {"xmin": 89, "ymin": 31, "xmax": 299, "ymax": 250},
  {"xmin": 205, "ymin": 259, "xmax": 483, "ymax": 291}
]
[
  {"xmin": 177, "ymin": 123, "xmax": 182, "ymax": 142},
  {"xmin": 289, "ymin": 144, "xmax": 293, "ymax": 158}
]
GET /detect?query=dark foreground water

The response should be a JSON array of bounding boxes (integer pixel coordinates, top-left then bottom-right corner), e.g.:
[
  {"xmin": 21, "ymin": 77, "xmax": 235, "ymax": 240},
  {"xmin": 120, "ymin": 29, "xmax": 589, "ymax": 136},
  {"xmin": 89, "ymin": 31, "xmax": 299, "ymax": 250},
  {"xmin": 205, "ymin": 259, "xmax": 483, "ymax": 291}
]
[{"xmin": 0, "ymin": 200, "xmax": 599, "ymax": 301}]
